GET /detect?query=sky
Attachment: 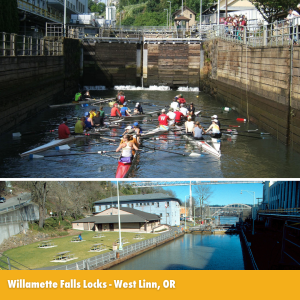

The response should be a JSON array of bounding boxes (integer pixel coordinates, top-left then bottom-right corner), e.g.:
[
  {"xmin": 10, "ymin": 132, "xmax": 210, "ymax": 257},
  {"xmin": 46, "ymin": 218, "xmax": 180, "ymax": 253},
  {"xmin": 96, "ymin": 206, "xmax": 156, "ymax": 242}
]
[{"xmin": 160, "ymin": 182, "xmax": 264, "ymax": 206}]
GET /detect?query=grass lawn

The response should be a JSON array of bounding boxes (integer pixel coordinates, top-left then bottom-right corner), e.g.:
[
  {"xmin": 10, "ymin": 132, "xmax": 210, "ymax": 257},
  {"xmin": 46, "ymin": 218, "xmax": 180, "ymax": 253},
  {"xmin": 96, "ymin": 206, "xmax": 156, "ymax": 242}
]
[{"xmin": 2, "ymin": 231, "xmax": 157, "ymax": 270}]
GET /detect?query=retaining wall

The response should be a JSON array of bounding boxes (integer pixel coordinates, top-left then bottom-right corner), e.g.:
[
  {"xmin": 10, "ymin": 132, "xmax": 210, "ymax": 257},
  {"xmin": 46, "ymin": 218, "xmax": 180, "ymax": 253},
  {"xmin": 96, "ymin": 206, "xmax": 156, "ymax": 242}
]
[
  {"xmin": 0, "ymin": 38, "xmax": 81, "ymax": 135},
  {"xmin": 201, "ymin": 39, "xmax": 300, "ymax": 150}
]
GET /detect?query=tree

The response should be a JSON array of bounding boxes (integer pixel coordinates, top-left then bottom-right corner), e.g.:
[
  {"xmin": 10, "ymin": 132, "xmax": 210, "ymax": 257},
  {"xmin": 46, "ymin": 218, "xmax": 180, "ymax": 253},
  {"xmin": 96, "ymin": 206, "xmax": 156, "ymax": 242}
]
[
  {"xmin": 193, "ymin": 185, "xmax": 213, "ymax": 219},
  {"xmin": 249, "ymin": 0, "xmax": 299, "ymax": 23},
  {"xmin": 31, "ymin": 182, "xmax": 49, "ymax": 228}
]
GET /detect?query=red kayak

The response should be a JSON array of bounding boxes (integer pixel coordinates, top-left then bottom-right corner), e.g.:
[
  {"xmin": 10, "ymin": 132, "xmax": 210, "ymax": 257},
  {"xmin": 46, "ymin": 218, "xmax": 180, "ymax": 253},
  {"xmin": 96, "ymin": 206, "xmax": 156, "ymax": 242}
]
[{"xmin": 115, "ymin": 154, "xmax": 137, "ymax": 178}]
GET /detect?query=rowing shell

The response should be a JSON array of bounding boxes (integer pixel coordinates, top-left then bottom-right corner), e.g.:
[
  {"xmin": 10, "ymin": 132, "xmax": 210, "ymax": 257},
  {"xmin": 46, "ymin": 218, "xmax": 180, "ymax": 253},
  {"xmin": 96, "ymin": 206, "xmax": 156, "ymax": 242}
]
[
  {"xmin": 49, "ymin": 98, "xmax": 114, "ymax": 108},
  {"xmin": 141, "ymin": 127, "xmax": 169, "ymax": 138},
  {"xmin": 183, "ymin": 134, "xmax": 221, "ymax": 158},
  {"xmin": 19, "ymin": 136, "xmax": 85, "ymax": 158},
  {"xmin": 115, "ymin": 153, "xmax": 138, "ymax": 178}
]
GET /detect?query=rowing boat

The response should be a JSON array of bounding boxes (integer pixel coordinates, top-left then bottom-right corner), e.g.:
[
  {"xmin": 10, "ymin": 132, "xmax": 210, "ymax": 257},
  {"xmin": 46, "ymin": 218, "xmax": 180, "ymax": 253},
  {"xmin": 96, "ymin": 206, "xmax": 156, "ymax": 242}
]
[
  {"xmin": 19, "ymin": 136, "xmax": 85, "ymax": 158},
  {"xmin": 49, "ymin": 98, "xmax": 113, "ymax": 108},
  {"xmin": 109, "ymin": 110, "xmax": 160, "ymax": 122},
  {"xmin": 182, "ymin": 133, "xmax": 221, "ymax": 158},
  {"xmin": 115, "ymin": 153, "xmax": 138, "ymax": 178},
  {"xmin": 141, "ymin": 127, "xmax": 169, "ymax": 138}
]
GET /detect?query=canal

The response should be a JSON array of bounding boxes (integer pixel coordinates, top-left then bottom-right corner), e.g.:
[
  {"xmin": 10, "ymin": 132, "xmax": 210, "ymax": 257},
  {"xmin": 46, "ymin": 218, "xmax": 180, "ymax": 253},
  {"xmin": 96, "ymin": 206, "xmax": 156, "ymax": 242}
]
[
  {"xmin": 1, "ymin": 87, "xmax": 300, "ymax": 178},
  {"xmin": 109, "ymin": 233, "xmax": 245, "ymax": 270}
]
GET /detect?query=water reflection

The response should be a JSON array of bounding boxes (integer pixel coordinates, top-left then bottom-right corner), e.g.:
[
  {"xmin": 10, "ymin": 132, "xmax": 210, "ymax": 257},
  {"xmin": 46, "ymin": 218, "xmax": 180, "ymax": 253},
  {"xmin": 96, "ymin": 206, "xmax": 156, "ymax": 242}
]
[{"xmin": 109, "ymin": 234, "xmax": 244, "ymax": 270}]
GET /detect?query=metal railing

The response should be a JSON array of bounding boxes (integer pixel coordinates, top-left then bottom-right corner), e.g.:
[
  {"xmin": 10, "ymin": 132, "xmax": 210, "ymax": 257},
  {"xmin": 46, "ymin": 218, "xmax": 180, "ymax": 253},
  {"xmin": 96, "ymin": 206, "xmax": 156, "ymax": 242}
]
[
  {"xmin": 0, "ymin": 32, "xmax": 63, "ymax": 56},
  {"xmin": 241, "ymin": 228, "xmax": 259, "ymax": 270},
  {"xmin": 18, "ymin": 0, "xmax": 63, "ymax": 23},
  {"xmin": 0, "ymin": 253, "xmax": 31, "ymax": 270},
  {"xmin": 0, "ymin": 198, "xmax": 32, "ymax": 215},
  {"xmin": 206, "ymin": 19, "xmax": 300, "ymax": 47},
  {"xmin": 51, "ymin": 227, "xmax": 182, "ymax": 270}
]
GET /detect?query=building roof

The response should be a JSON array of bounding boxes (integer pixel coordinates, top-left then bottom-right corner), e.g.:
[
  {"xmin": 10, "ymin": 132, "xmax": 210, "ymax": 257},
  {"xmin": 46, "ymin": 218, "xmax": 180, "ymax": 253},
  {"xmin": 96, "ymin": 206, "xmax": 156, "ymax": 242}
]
[
  {"xmin": 73, "ymin": 207, "xmax": 160, "ymax": 223},
  {"xmin": 173, "ymin": 6, "xmax": 197, "ymax": 16},
  {"xmin": 94, "ymin": 193, "xmax": 181, "ymax": 205},
  {"xmin": 174, "ymin": 16, "xmax": 191, "ymax": 21}
]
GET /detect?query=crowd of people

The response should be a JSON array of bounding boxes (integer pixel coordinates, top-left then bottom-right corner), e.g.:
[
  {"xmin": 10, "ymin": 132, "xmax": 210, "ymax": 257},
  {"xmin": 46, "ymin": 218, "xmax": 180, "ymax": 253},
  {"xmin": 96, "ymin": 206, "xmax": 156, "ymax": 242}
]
[
  {"xmin": 223, "ymin": 15, "xmax": 247, "ymax": 40},
  {"xmin": 158, "ymin": 95, "xmax": 222, "ymax": 139}
]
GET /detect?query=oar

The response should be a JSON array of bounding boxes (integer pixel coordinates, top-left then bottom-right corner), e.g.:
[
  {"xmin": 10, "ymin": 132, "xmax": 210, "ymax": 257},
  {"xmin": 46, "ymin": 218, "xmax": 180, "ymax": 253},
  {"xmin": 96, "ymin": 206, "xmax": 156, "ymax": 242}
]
[
  {"xmin": 225, "ymin": 132, "xmax": 263, "ymax": 139},
  {"xmin": 141, "ymin": 145, "xmax": 200, "ymax": 157},
  {"xmin": 200, "ymin": 115, "xmax": 231, "ymax": 121}
]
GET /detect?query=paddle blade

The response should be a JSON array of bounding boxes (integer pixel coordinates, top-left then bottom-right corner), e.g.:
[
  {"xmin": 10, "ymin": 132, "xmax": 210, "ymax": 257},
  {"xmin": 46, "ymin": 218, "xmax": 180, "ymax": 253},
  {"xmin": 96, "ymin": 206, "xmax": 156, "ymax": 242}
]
[
  {"xmin": 55, "ymin": 145, "xmax": 70, "ymax": 150},
  {"xmin": 29, "ymin": 154, "xmax": 44, "ymax": 160},
  {"xmin": 189, "ymin": 152, "xmax": 201, "ymax": 157}
]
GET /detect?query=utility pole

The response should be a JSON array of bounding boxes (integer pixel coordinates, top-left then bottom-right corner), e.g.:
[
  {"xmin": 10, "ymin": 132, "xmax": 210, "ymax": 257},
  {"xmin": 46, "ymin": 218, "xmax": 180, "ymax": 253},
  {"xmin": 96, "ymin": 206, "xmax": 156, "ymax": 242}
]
[{"xmin": 64, "ymin": 0, "xmax": 67, "ymax": 37}]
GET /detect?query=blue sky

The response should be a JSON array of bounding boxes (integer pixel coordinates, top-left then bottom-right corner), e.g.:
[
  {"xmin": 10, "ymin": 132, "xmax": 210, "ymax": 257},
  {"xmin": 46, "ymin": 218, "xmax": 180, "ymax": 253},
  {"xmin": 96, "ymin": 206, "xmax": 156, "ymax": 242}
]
[{"xmin": 161, "ymin": 182, "xmax": 264, "ymax": 206}]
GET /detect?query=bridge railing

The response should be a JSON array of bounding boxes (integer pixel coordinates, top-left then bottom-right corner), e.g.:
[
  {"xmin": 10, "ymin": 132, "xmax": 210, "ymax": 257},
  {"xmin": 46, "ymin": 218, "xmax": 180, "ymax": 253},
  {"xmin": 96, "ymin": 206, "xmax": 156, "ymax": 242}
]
[
  {"xmin": 258, "ymin": 208, "xmax": 300, "ymax": 216},
  {"xmin": 206, "ymin": 19, "xmax": 299, "ymax": 47},
  {"xmin": 0, "ymin": 32, "xmax": 63, "ymax": 56}
]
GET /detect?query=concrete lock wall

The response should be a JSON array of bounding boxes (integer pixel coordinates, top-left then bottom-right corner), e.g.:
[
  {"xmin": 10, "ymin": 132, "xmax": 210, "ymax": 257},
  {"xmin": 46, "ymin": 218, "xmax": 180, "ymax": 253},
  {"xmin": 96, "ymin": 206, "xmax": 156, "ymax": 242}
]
[
  {"xmin": 0, "ymin": 204, "xmax": 39, "ymax": 244},
  {"xmin": 0, "ymin": 38, "xmax": 81, "ymax": 135},
  {"xmin": 201, "ymin": 39, "xmax": 300, "ymax": 151}
]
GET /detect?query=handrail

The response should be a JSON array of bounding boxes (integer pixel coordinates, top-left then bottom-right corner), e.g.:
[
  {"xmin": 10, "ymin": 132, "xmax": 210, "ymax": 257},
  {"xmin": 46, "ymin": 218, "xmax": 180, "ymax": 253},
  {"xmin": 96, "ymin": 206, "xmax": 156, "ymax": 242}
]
[{"xmin": 241, "ymin": 228, "xmax": 259, "ymax": 270}]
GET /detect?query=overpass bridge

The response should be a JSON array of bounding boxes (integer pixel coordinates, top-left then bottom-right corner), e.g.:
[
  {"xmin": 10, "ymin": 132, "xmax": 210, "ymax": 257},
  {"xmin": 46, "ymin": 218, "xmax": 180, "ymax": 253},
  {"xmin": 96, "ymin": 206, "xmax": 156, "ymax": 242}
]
[{"xmin": 209, "ymin": 204, "xmax": 252, "ymax": 217}]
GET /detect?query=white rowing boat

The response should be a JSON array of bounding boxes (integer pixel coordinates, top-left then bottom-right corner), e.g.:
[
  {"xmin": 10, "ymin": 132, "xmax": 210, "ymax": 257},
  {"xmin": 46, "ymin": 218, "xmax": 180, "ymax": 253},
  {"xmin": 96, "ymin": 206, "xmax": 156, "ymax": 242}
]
[
  {"xmin": 19, "ymin": 136, "xmax": 85, "ymax": 158},
  {"xmin": 141, "ymin": 127, "xmax": 169, "ymax": 138},
  {"xmin": 182, "ymin": 133, "xmax": 221, "ymax": 158},
  {"xmin": 49, "ymin": 98, "xmax": 114, "ymax": 108}
]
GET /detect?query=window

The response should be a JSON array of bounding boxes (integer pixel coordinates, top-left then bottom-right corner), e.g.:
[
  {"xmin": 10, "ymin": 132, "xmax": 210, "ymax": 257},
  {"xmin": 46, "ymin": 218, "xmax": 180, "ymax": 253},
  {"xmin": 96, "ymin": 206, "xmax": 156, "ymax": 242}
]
[
  {"xmin": 167, "ymin": 202, "xmax": 169, "ymax": 207},
  {"xmin": 131, "ymin": 204, "xmax": 134, "ymax": 208},
  {"xmin": 152, "ymin": 202, "xmax": 154, "ymax": 205},
  {"xmin": 106, "ymin": 205, "xmax": 108, "ymax": 209},
  {"xmin": 190, "ymin": 14, "xmax": 192, "ymax": 18},
  {"xmin": 156, "ymin": 202, "xmax": 159, "ymax": 208},
  {"xmin": 160, "ymin": 213, "xmax": 163, "ymax": 217},
  {"xmin": 166, "ymin": 213, "xmax": 169, "ymax": 217},
  {"xmin": 140, "ymin": 202, "xmax": 143, "ymax": 206}
]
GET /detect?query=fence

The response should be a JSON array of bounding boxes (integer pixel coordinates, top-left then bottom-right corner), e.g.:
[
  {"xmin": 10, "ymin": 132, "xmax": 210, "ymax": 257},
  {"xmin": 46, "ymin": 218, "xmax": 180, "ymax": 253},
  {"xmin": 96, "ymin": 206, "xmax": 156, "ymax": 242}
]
[
  {"xmin": 0, "ymin": 32, "xmax": 63, "ymax": 56},
  {"xmin": 0, "ymin": 197, "xmax": 32, "ymax": 215},
  {"xmin": 51, "ymin": 227, "xmax": 182, "ymax": 270},
  {"xmin": 206, "ymin": 19, "xmax": 300, "ymax": 48},
  {"xmin": 0, "ymin": 253, "xmax": 31, "ymax": 270},
  {"xmin": 240, "ymin": 228, "xmax": 258, "ymax": 270}
]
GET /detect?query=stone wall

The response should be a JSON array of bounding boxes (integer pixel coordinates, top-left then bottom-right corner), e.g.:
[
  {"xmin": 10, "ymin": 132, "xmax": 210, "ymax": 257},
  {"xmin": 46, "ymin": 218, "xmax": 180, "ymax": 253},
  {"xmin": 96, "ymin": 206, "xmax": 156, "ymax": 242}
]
[
  {"xmin": 201, "ymin": 39, "xmax": 300, "ymax": 150},
  {"xmin": 0, "ymin": 38, "xmax": 81, "ymax": 135}
]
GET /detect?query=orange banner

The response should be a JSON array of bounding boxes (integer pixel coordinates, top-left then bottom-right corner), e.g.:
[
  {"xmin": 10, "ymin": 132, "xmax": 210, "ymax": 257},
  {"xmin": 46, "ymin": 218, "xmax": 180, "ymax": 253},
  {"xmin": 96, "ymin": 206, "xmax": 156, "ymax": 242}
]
[{"xmin": 1, "ymin": 271, "xmax": 299, "ymax": 299}]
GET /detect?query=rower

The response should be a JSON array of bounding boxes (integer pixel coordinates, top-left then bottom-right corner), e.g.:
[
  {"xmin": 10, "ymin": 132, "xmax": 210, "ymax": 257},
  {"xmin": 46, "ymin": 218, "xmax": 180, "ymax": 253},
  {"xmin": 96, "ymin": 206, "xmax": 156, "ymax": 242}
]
[
  {"xmin": 111, "ymin": 103, "xmax": 121, "ymax": 117},
  {"xmin": 205, "ymin": 119, "xmax": 222, "ymax": 138},
  {"xmin": 116, "ymin": 134, "xmax": 139, "ymax": 163},
  {"xmin": 174, "ymin": 107, "xmax": 184, "ymax": 124},
  {"xmin": 178, "ymin": 94, "xmax": 186, "ymax": 104},
  {"xmin": 93, "ymin": 111, "xmax": 101, "ymax": 127},
  {"xmin": 89, "ymin": 108, "xmax": 97, "ymax": 118},
  {"xmin": 211, "ymin": 114, "xmax": 221, "ymax": 128},
  {"xmin": 158, "ymin": 109, "xmax": 170, "ymax": 130},
  {"xmin": 74, "ymin": 92, "xmax": 82, "ymax": 102},
  {"xmin": 117, "ymin": 91, "xmax": 126, "ymax": 105},
  {"xmin": 180, "ymin": 103, "xmax": 188, "ymax": 116},
  {"xmin": 185, "ymin": 116, "xmax": 194, "ymax": 135},
  {"xmin": 170, "ymin": 98, "xmax": 179, "ymax": 111},
  {"xmin": 135, "ymin": 102, "xmax": 144, "ymax": 114},
  {"xmin": 188, "ymin": 103, "xmax": 196, "ymax": 118},
  {"xmin": 98, "ymin": 107, "xmax": 105, "ymax": 127},
  {"xmin": 75, "ymin": 117, "xmax": 86, "ymax": 134},
  {"xmin": 120, "ymin": 104, "xmax": 131, "ymax": 116},
  {"xmin": 58, "ymin": 118, "xmax": 70, "ymax": 139},
  {"xmin": 167, "ymin": 108, "xmax": 176, "ymax": 127},
  {"xmin": 133, "ymin": 122, "xmax": 142, "ymax": 144},
  {"xmin": 193, "ymin": 122, "xmax": 204, "ymax": 140},
  {"xmin": 133, "ymin": 108, "xmax": 139, "ymax": 115},
  {"xmin": 85, "ymin": 112, "xmax": 94, "ymax": 130},
  {"xmin": 83, "ymin": 90, "xmax": 90, "ymax": 99}
]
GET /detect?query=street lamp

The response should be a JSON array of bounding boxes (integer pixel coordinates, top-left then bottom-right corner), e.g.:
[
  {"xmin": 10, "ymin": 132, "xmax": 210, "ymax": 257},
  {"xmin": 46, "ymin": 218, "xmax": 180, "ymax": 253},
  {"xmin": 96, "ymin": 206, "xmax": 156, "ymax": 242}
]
[
  {"xmin": 184, "ymin": 195, "xmax": 189, "ymax": 230},
  {"xmin": 164, "ymin": 9, "xmax": 169, "ymax": 27},
  {"xmin": 241, "ymin": 190, "xmax": 256, "ymax": 235},
  {"xmin": 117, "ymin": 181, "xmax": 123, "ymax": 250},
  {"xmin": 167, "ymin": 1, "xmax": 172, "ymax": 28}
]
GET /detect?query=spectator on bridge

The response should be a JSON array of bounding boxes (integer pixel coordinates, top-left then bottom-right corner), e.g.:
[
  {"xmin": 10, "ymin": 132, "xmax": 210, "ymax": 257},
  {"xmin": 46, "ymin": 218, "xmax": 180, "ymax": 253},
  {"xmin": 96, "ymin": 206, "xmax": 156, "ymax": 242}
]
[{"xmin": 285, "ymin": 8, "xmax": 300, "ymax": 45}]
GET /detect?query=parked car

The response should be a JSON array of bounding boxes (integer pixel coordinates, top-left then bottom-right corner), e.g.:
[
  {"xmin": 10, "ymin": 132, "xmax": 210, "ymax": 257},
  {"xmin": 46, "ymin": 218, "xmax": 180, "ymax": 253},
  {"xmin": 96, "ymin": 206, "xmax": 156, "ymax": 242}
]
[{"xmin": 0, "ymin": 197, "xmax": 6, "ymax": 203}]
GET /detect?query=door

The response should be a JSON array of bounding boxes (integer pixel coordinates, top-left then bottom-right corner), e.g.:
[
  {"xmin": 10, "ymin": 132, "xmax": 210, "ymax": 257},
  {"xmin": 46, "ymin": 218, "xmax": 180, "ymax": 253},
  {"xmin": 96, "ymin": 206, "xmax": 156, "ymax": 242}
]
[
  {"xmin": 109, "ymin": 223, "xmax": 114, "ymax": 231},
  {"xmin": 98, "ymin": 224, "xmax": 102, "ymax": 231}
]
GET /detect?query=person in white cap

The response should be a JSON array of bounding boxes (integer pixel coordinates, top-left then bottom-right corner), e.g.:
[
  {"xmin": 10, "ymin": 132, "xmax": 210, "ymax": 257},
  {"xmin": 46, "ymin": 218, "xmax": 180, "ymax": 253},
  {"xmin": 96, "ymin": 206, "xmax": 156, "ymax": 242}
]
[
  {"xmin": 211, "ymin": 114, "xmax": 221, "ymax": 128},
  {"xmin": 185, "ymin": 116, "xmax": 195, "ymax": 134},
  {"xmin": 205, "ymin": 119, "xmax": 222, "ymax": 138},
  {"xmin": 135, "ymin": 102, "xmax": 144, "ymax": 114},
  {"xmin": 167, "ymin": 108, "xmax": 176, "ymax": 126},
  {"xmin": 180, "ymin": 103, "xmax": 188, "ymax": 116},
  {"xmin": 170, "ymin": 98, "xmax": 179, "ymax": 111},
  {"xmin": 158, "ymin": 109, "xmax": 170, "ymax": 130}
]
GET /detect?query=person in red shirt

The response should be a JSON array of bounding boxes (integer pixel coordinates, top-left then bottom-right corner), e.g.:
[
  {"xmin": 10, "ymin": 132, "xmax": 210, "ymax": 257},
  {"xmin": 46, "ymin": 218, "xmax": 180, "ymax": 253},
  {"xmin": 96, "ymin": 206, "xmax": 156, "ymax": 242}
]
[
  {"xmin": 58, "ymin": 118, "xmax": 70, "ymax": 139},
  {"xmin": 174, "ymin": 107, "xmax": 184, "ymax": 123},
  {"xmin": 111, "ymin": 103, "xmax": 121, "ymax": 117},
  {"xmin": 178, "ymin": 94, "xmax": 186, "ymax": 104},
  {"xmin": 158, "ymin": 109, "xmax": 170, "ymax": 130}
]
